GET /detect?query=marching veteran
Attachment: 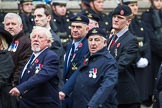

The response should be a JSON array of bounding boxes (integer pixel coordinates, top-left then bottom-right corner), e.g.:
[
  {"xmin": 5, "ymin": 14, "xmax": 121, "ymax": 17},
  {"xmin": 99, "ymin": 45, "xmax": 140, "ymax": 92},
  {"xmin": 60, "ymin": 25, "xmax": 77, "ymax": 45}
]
[
  {"xmin": 59, "ymin": 27, "xmax": 118, "ymax": 108},
  {"xmin": 9, "ymin": 26, "xmax": 61, "ymax": 108}
]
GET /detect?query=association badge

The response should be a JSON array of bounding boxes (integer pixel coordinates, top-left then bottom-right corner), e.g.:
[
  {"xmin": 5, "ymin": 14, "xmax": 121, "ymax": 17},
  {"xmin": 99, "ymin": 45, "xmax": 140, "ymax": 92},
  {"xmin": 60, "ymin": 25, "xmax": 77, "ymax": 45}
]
[{"xmin": 72, "ymin": 63, "xmax": 77, "ymax": 70}]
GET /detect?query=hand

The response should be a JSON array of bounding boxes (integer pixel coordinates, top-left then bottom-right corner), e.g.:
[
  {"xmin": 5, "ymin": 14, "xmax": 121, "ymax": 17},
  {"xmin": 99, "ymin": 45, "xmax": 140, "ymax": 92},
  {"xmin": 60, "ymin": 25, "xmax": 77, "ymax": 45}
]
[
  {"xmin": 9, "ymin": 87, "xmax": 20, "ymax": 97},
  {"xmin": 136, "ymin": 57, "xmax": 149, "ymax": 68},
  {"xmin": 59, "ymin": 91, "xmax": 66, "ymax": 101}
]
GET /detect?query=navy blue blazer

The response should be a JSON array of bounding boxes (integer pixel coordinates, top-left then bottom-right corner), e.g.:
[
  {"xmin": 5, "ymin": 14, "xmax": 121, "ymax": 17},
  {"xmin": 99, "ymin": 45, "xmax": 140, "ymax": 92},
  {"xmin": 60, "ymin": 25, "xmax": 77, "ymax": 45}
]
[
  {"xmin": 17, "ymin": 48, "xmax": 60, "ymax": 108},
  {"xmin": 64, "ymin": 37, "xmax": 89, "ymax": 80}
]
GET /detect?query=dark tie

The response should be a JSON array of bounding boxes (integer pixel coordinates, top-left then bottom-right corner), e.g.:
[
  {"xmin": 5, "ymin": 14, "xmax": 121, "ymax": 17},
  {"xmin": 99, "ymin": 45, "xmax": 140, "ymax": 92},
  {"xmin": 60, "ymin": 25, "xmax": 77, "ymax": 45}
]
[
  {"xmin": 67, "ymin": 43, "xmax": 75, "ymax": 68},
  {"xmin": 21, "ymin": 54, "xmax": 35, "ymax": 82},
  {"xmin": 71, "ymin": 43, "xmax": 75, "ymax": 56},
  {"xmin": 110, "ymin": 34, "xmax": 117, "ymax": 48},
  {"xmin": 26, "ymin": 54, "xmax": 35, "ymax": 68}
]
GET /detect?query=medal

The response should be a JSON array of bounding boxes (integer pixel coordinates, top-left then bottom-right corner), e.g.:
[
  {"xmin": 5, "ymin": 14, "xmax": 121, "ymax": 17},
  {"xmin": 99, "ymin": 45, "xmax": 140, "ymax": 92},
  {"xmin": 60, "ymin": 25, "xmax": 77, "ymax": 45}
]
[
  {"xmin": 93, "ymin": 74, "xmax": 96, "ymax": 78},
  {"xmin": 115, "ymin": 49, "xmax": 118, "ymax": 57},
  {"xmin": 92, "ymin": 68, "xmax": 97, "ymax": 79},
  {"xmin": 35, "ymin": 68, "xmax": 39, "ymax": 74},
  {"xmin": 89, "ymin": 73, "xmax": 92, "ymax": 78},
  {"xmin": 72, "ymin": 63, "xmax": 77, "ymax": 70},
  {"xmin": 35, "ymin": 64, "xmax": 43, "ymax": 74},
  {"xmin": 89, "ymin": 69, "xmax": 93, "ymax": 78},
  {"xmin": 89, "ymin": 68, "xmax": 97, "ymax": 78}
]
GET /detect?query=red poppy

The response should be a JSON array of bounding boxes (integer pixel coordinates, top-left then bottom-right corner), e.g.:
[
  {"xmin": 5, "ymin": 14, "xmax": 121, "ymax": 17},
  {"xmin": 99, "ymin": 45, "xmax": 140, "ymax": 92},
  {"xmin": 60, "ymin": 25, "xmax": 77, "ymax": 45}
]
[
  {"xmin": 39, "ymin": 64, "xmax": 43, "ymax": 69},
  {"xmin": 14, "ymin": 40, "xmax": 19, "ymax": 44},
  {"xmin": 35, "ymin": 59, "xmax": 39, "ymax": 64},
  {"xmin": 117, "ymin": 43, "xmax": 121, "ymax": 48},
  {"xmin": 84, "ymin": 59, "xmax": 86, "ymax": 65},
  {"xmin": 78, "ymin": 43, "xmax": 83, "ymax": 48},
  {"xmin": 83, "ymin": 58, "xmax": 88, "ymax": 65}
]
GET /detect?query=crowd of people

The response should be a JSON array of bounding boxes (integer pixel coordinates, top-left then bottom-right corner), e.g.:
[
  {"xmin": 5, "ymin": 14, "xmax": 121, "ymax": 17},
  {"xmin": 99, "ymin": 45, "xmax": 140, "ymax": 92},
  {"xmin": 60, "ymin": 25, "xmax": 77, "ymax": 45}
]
[{"xmin": 0, "ymin": 0, "xmax": 162, "ymax": 108}]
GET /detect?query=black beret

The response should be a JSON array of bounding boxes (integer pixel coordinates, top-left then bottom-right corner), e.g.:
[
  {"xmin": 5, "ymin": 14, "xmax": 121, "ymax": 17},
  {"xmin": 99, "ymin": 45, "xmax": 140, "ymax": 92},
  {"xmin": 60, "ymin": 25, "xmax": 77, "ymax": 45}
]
[
  {"xmin": 20, "ymin": 0, "xmax": 32, "ymax": 4},
  {"xmin": 0, "ymin": 26, "xmax": 12, "ymax": 45},
  {"xmin": 86, "ymin": 28, "xmax": 106, "ymax": 39},
  {"xmin": 123, "ymin": 0, "xmax": 137, "ymax": 5},
  {"xmin": 112, "ymin": 4, "xmax": 132, "ymax": 16},
  {"xmin": 83, "ymin": 13, "xmax": 100, "ymax": 22},
  {"xmin": 51, "ymin": 0, "xmax": 67, "ymax": 5},
  {"xmin": 82, "ymin": 0, "xmax": 90, "ymax": 5},
  {"xmin": 70, "ymin": 14, "xmax": 89, "ymax": 25}
]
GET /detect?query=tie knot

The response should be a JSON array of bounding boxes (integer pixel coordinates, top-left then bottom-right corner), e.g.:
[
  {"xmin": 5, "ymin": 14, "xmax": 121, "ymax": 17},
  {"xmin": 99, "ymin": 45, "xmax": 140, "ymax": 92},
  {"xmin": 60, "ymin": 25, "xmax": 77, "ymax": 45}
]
[{"xmin": 30, "ymin": 54, "xmax": 35, "ymax": 60}]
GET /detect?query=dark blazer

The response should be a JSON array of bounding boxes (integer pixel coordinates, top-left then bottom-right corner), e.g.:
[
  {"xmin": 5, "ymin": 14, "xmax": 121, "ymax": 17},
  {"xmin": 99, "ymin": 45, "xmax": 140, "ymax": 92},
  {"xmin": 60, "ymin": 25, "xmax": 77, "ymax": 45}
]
[
  {"xmin": 62, "ymin": 47, "xmax": 118, "ymax": 108},
  {"xmin": 108, "ymin": 30, "xmax": 141, "ymax": 104},
  {"xmin": 17, "ymin": 48, "xmax": 60, "ymax": 108},
  {"xmin": 64, "ymin": 37, "xmax": 89, "ymax": 81}
]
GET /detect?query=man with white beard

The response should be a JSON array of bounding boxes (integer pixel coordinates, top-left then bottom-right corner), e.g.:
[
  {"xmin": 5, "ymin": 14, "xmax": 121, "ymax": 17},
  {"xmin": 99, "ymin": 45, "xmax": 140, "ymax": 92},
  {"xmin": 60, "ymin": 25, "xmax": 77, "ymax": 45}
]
[{"xmin": 9, "ymin": 26, "xmax": 61, "ymax": 108}]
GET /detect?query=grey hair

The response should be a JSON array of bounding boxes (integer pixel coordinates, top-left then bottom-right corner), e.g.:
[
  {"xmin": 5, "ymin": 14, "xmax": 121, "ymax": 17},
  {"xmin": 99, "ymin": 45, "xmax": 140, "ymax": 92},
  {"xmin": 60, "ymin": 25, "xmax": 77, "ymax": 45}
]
[
  {"xmin": 30, "ymin": 26, "xmax": 54, "ymax": 47},
  {"xmin": 4, "ymin": 13, "xmax": 22, "ymax": 24}
]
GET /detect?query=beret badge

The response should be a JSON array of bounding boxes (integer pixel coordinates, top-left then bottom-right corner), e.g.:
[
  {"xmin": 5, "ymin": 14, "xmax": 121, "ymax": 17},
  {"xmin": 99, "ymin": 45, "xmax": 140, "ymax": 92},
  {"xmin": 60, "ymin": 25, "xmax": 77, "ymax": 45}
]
[
  {"xmin": 120, "ymin": 10, "xmax": 124, "ymax": 16},
  {"xmin": 76, "ymin": 17, "xmax": 82, "ymax": 21},
  {"xmin": 92, "ymin": 29, "xmax": 98, "ymax": 33},
  {"xmin": 87, "ymin": 14, "xmax": 93, "ymax": 18}
]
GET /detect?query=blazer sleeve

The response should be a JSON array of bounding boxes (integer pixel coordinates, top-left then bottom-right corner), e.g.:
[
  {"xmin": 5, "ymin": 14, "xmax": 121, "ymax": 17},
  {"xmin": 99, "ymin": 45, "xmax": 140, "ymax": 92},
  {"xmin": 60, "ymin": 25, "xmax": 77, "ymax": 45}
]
[
  {"xmin": 61, "ymin": 70, "xmax": 79, "ymax": 96},
  {"xmin": 17, "ymin": 53, "xmax": 59, "ymax": 95},
  {"xmin": 117, "ymin": 38, "xmax": 138, "ymax": 73}
]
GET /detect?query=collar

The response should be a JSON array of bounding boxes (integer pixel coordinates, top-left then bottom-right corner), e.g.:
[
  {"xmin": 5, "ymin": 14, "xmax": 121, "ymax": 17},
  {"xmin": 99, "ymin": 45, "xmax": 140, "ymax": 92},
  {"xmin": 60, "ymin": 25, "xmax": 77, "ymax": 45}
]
[
  {"xmin": 72, "ymin": 38, "xmax": 84, "ymax": 49},
  {"xmin": 33, "ymin": 47, "xmax": 48, "ymax": 58},
  {"xmin": 116, "ymin": 27, "xmax": 128, "ymax": 38},
  {"xmin": 13, "ymin": 31, "xmax": 25, "ymax": 40}
]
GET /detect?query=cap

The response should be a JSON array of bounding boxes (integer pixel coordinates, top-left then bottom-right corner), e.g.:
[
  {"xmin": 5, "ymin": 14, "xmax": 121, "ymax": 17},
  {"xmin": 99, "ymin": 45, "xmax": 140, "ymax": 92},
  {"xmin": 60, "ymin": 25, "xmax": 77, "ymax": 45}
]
[
  {"xmin": 70, "ymin": 14, "xmax": 89, "ymax": 25},
  {"xmin": 122, "ymin": 0, "xmax": 137, "ymax": 5},
  {"xmin": 0, "ymin": 27, "xmax": 12, "ymax": 45},
  {"xmin": 86, "ymin": 27, "xmax": 106, "ymax": 38},
  {"xmin": 83, "ymin": 13, "xmax": 100, "ymax": 22},
  {"xmin": 112, "ymin": 4, "xmax": 132, "ymax": 16},
  {"xmin": 82, "ymin": 0, "xmax": 90, "ymax": 5},
  {"xmin": 19, "ymin": 0, "xmax": 32, "ymax": 4},
  {"xmin": 51, "ymin": 0, "xmax": 68, "ymax": 5}
]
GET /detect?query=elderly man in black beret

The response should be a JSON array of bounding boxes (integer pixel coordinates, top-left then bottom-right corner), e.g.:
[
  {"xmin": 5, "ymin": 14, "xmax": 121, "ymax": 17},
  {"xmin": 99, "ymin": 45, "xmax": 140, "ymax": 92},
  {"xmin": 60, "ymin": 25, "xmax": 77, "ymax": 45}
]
[
  {"xmin": 108, "ymin": 4, "xmax": 141, "ymax": 108},
  {"xmin": 62, "ymin": 14, "xmax": 90, "ymax": 108},
  {"xmin": 59, "ymin": 27, "xmax": 118, "ymax": 108}
]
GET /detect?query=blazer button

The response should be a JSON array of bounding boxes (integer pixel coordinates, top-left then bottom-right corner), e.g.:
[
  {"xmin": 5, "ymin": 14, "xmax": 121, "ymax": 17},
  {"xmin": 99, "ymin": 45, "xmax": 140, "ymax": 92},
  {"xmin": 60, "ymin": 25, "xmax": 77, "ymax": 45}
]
[
  {"xmin": 19, "ymin": 96, "xmax": 22, "ymax": 99},
  {"xmin": 98, "ymin": 104, "xmax": 103, "ymax": 108}
]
